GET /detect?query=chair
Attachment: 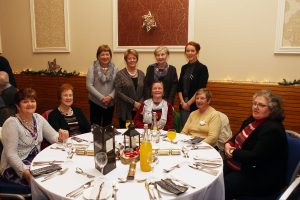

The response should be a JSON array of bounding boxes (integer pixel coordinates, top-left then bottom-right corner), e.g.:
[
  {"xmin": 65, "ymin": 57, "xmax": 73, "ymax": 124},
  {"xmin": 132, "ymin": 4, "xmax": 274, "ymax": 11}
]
[
  {"xmin": 41, "ymin": 109, "xmax": 53, "ymax": 150},
  {"xmin": 238, "ymin": 131, "xmax": 300, "ymax": 200},
  {"xmin": 216, "ymin": 111, "xmax": 232, "ymax": 152},
  {"xmin": 0, "ymin": 142, "xmax": 31, "ymax": 200},
  {"xmin": 173, "ymin": 109, "xmax": 181, "ymax": 133}
]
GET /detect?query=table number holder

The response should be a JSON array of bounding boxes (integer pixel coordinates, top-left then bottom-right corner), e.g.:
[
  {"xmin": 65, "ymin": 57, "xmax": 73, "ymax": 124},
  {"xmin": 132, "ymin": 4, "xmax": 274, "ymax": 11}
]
[{"xmin": 92, "ymin": 124, "xmax": 116, "ymax": 175}]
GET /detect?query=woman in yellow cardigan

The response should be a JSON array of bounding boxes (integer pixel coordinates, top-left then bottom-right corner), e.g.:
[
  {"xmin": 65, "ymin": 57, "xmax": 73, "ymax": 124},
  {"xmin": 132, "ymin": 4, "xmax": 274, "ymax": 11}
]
[{"xmin": 181, "ymin": 88, "xmax": 221, "ymax": 147}]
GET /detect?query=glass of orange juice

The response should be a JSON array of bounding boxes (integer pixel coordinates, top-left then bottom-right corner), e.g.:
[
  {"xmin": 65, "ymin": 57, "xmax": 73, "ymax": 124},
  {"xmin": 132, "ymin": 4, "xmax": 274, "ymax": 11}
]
[
  {"xmin": 167, "ymin": 129, "xmax": 176, "ymax": 143},
  {"xmin": 125, "ymin": 120, "xmax": 132, "ymax": 129}
]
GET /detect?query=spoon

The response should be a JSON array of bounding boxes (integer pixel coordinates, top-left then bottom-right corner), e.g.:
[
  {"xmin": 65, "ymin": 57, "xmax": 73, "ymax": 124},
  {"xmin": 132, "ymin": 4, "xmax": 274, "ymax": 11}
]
[
  {"xmin": 117, "ymin": 177, "xmax": 146, "ymax": 183},
  {"xmin": 75, "ymin": 167, "xmax": 95, "ymax": 178}
]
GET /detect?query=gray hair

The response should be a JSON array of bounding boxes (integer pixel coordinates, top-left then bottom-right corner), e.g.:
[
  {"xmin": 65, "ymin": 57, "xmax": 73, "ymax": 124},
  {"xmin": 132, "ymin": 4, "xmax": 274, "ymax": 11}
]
[
  {"xmin": 253, "ymin": 89, "xmax": 285, "ymax": 121},
  {"xmin": 154, "ymin": 46, "xmax": 169, "ymax": 56},
  {"xmin": 0, "ymin": 71, "xmax": 9, "ymax": 86}
]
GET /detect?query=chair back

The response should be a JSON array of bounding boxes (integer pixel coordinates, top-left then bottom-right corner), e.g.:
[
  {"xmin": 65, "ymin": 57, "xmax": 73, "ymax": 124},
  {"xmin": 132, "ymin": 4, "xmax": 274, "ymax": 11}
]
[
  {"xmin": 173, "ymin": 109, "xmax": 181, "ymax": 133},
  {"xmin": 217, "ymin": 111, "xmax": 232, "ymax": 151},
  {"xmin": 286, "ymin": 131, "xmax": 300, "ymax": 185},
  {"xmin": 41, "ymin": 109, "xmax": 53, "ymax": 120}
]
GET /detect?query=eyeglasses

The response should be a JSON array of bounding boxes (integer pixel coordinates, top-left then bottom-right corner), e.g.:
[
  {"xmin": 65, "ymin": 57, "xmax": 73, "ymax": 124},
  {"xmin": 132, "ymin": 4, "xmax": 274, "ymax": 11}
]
[{"xmin": 252, "ymin": 101, "xmax": 268, "ymax": 109}]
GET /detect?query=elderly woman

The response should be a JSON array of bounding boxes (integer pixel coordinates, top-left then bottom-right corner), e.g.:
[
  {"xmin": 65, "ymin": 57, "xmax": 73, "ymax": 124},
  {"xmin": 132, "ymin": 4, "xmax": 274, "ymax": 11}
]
[
  {"xmin": 224, "ymin": 90, "xmax": 287, "ymax": 199},
  {"xmin": 115, "ymin": 49, "xmax": 145, "ymax": 128},
  {"xmin": 181, "ymin": 88, "xmax": 221, "ymax": 146},
  {"xmin": 86, "ymin": 45, "xmax": 118, "ymax": 127},
  {"xmin": 178, "ymin": 41, "xmax": 209, "ymax": 127},
  {"xmin": 134, "ymin": 81, "xmax": 174, "ymax": 130},
  {"xmin": 48, "ymin": 83, "xmax": 90, "ymax": 136},
  {"xmin": 0, "ymin": 88, "xmax": 67, "ymax": 185},
  {"xmin": 144, "ymin": 46, "xmax": 178, "ymax": 105}
]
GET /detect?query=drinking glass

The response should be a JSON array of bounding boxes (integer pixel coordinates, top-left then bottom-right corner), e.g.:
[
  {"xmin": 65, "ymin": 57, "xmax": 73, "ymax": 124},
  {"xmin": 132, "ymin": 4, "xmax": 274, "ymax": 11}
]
[
  {"xmin": 64, "ymin": 139, "xmax": 74, "ymax": 159},
  {"xmin": 95, "ymin": 152, "xmax": 108, "ymax": 174},
  {"xmin": 147, "ymin": 153, "xmax": 159, "ymax": 181},
  {"xmin": 167, "ymin": 129, "xmax": 177, "ymax": 143}
]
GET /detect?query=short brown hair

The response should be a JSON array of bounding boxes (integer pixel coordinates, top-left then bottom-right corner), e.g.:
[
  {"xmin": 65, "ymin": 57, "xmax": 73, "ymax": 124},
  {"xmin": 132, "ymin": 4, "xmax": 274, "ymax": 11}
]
[
  {"xmin": 185, "ymin": 41, "xmax": 201, "ymax": 53},
  {"xmin": 57, "ymin": 83, "xmax": 74, "ymax": 101},
  {"xmin": 96, "ymin": 45, "xmax": 112, "ymax": 58},
  {"xmin": 124, "ymin": 49, "xmax": 139, "ymax": 61},
  {"xmin": 15, "ymin": 88, "xmax": 37, "ymax": 105},
  {"xmin": 195, "ymin": 88, "xmax": 212, "ymax": 102}
]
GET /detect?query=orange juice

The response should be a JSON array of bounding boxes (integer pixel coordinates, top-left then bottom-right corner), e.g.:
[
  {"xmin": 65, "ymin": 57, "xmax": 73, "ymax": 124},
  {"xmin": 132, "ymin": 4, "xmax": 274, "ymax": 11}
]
[
  {"xmin": 167, "ymin": 130, "xmax": 176, "ymax": 142},
  {"xmin": 140, "ymin": 124, "xmax": 152, "ymax": 172},
  {"xmin": 140, "ymin": 141, "xmax": 152, "ymax": 172}
]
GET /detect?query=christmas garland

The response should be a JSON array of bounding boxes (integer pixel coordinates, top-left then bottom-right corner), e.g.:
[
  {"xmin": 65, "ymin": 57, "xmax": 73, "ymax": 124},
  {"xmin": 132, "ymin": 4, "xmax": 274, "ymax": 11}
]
[
  {"xmin": 20, "ymin": 68, "xmax": 80, "ymax": 77},
  {"xmin": 278, "ymin": 79, "xmax": 300, "ymax": 86}
]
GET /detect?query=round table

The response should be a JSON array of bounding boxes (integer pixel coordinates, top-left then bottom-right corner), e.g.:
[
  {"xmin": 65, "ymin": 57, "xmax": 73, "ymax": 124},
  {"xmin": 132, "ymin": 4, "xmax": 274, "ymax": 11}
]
[{"xmin": 31, "ymin": 130, "xmax": 225, "ymax": 200}]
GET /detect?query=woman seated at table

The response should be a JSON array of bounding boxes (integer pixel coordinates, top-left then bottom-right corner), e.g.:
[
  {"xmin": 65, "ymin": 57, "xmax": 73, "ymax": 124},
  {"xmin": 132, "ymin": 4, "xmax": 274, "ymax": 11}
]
[
  {"xmin": 134, "ymin": 81, "xmax": 173, "ymax": 130},
  {"xmin": 181, "ymin": 88, "xmax": 221, "ymax": 147},
  {"xmin": 0, "ymin": 88, "xmax": 68, "ymax": 186},
  {"xmin": 224, "ymin": 90, "xmax": 287, "ymax": 199},
  {"xmin": 48, "ymin": 83, "xmax": 90, "ymax": 136}
]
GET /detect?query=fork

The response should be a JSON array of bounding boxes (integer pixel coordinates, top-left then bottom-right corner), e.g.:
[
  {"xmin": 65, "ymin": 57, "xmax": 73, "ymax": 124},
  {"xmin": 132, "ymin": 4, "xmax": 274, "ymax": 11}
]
[{"xmin": 41, "ymin": 168, "xmax": 68, "ymax": 182}]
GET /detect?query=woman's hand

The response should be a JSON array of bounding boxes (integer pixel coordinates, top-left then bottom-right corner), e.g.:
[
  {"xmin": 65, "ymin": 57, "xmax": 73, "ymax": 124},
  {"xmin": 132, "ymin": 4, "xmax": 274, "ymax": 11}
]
[
  {"xmin": 134, "ymin": 101, "xmax": 141, "ymax": 110},
  {"xmin": 102, "ymin": 96, "xmax": 112, "ymax": 106},
  {"xmin": 181, "ymin": 102, "xmax": 190, "ymax": 111},
  {"xmin": 58, "ymin": 129, "xmax": 69, "ymax": 142},
  {"xmin": 224, "ymin": 143, "xmax": 235, "ymax": 158},
  {"xmin": 23, "ymin": 169, "xmax": 32, "ymax": 185}
]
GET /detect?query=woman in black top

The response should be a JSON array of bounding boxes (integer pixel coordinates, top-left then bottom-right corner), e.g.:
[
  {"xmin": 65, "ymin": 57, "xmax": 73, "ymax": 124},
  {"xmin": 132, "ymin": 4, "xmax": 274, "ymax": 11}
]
[
  {"xmin": 144, "ymin": 46, "xmax": 178, "ymax": 105},
  {"xmin": 48, "ymin": 83, "xmax": 90, "ymax": 135},
  {"xmin": 178, "ymin": 41, "xmax": 209, "ymax": 127}
]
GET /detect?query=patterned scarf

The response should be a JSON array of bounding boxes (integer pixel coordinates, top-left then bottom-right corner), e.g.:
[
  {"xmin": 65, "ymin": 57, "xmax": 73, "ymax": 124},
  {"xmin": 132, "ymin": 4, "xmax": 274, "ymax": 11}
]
[
  {"xmin": 142, "ymin": 99, "xmax": 168, "ymax": 128},
  {"xmin": 227, "ymin": 120, "xmax": 264, "ymax": 171},
  {"xmin": 93, "ymin": 60, "xmax": 115, "ymax": 83}
]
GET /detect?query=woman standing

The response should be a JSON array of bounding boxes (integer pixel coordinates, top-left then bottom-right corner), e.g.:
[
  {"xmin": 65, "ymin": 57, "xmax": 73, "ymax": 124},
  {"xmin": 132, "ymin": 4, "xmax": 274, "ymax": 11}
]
[
  {"xmin": 224, "ymin": 90, "xmax": 287, "ymax": 199},
  {"xmin": 48, "ymin": 83, "xmax": 90, "ymax": 135},
  {"xmin": 86, "ymin": 45, "xmax": 118, "ymax": 127},
  {"xmin": 178, "ymin": 41, "xmax": 209, "ymax": 127},
  {"xmin": 144, "ymin": 46, "xmax": 178, "ymax": 105},
  {"xmin": 0, "ymin": 88, "xmax": 67, "ymax": 186},
  {"xmin": 115, "ymin": 49, "xmax": 145, "ymax": 128}
]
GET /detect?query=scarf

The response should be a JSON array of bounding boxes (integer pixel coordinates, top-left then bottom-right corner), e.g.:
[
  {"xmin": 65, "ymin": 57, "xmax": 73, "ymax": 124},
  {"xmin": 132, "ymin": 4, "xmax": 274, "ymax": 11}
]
[
  {"xmin": 142, "ymin": 99, "xmax": 168, "ymax": 129},
  {"xmin": 93, "ymin": 60, "xmax": 115, "ymax": 83},
  {"xmin": 154, "ymin": 64, "xmax": 169, "ymax": 81},
  {"xmin": 227, "ymin": 119, "xmax": 265, "ymax": 171}
]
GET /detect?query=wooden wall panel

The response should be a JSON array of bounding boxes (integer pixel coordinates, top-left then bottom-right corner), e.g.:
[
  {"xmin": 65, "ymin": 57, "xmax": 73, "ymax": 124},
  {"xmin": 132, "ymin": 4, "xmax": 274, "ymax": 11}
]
[{"xmin": 14, "ymin": 75, "xmax": 300, "ymax": 134}]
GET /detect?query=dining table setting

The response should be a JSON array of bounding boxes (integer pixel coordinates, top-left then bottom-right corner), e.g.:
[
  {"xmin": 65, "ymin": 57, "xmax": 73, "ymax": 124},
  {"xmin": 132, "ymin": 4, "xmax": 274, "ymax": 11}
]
[{"xmin": 30, "ymin": 129, "xmax": 225, "ymax": 200}]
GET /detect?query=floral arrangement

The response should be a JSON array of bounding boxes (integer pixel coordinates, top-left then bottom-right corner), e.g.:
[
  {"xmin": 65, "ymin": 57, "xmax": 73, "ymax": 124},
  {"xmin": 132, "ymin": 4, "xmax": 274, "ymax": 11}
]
[{"xmin": 20, "ymin": 59, "xmax": 80, "ymax": 77}]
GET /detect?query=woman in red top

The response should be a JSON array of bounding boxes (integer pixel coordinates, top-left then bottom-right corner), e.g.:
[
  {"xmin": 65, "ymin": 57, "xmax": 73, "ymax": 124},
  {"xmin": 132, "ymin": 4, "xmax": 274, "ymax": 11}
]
[{"xmin": 134, "ymin": 81, "xmax": 173, "ymax": 130}]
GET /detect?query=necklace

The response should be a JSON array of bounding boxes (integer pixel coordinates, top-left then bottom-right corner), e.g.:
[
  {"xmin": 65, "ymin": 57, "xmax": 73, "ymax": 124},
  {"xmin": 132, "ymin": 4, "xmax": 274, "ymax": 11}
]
[
  {"xmin": 58, "ymin": 107, "xmax": 73, "ymax": 116},
  {"xmin": 16, "ymin": 114, "xmax": 38, "ymax": 139},
  {"xmin": 126, "ymin": 68, "xmax": 138, "ymax": 77}
]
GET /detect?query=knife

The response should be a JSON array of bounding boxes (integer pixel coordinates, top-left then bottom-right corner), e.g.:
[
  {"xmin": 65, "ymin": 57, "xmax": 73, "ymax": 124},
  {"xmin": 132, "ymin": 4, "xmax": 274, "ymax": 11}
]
[
  {"xmin": 66, "ymin": 179, "xmax": 94, "ymax": 198},
  {"xmin": 96, "ymin": 182, "xmax": 104, "ymax": 200}
]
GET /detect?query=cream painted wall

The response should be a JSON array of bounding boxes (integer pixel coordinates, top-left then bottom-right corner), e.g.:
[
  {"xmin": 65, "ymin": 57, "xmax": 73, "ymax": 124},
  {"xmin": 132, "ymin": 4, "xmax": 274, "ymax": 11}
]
[{"xmin": 0, "ymin": 0, "xmax": 299, "ymax": 82}]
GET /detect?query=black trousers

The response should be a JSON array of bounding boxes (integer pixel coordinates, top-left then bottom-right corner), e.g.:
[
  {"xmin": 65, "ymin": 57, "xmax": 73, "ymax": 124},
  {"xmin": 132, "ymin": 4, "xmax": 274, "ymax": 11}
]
[{"xmin": 89, "ymin": 100, "xmax": 114, "ymax": 127}]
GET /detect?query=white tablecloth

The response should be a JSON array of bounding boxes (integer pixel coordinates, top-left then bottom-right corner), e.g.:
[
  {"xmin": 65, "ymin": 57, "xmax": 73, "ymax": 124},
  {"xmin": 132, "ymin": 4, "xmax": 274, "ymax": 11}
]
[{"xmin": 31, "ymin": 130, "xmax": 225, "ymax": 200}]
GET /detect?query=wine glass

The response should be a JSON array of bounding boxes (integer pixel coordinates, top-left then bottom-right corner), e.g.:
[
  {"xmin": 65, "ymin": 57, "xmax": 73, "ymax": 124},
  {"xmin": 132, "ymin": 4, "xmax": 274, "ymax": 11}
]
[
  {"xmin": 64, "ymin": 139, "xmax": 74, "ymax": 159},
  {"xmin": 95, "ymin": 152, "xmax": 108, "ymax": 174},
  {"xmin": 167, "ymin": 129, "xmax": 177, "ymax": 143}
]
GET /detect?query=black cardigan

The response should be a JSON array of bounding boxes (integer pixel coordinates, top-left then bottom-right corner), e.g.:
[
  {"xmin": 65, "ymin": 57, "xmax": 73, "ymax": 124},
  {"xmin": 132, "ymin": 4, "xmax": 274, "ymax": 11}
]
[
  {"xmin": 144, "ymin": 64, "xmax": 178, "ymax": 105},
  {"xmin": 229, "ymin": 116, "xmax": 288, "ymax": 192},
  {"xmin": 48, "ymin": 107, "xmax": 90, "ymax": 135},
  {"xmin": 178, "ymin": 60, "xmax": 208, "ymax": 111}
]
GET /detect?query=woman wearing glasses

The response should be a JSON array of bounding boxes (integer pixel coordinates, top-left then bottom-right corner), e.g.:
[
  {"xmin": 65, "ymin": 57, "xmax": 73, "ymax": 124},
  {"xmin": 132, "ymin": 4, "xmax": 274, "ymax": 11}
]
[{"xmin": 224, "ymin": 90, "xmax": 288, "ymax": 199}]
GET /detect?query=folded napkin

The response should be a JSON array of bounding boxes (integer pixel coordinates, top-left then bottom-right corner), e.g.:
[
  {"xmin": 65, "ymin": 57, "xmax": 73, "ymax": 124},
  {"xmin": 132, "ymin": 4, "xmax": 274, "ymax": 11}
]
[
  {"xmin": 156, "ymin": 178, "xmax": 188, "ymax": 195},
  {"xmin": 187, "ymin": 137, "xmax": 204, "ymax": 144},
  {"xmin": 85, "ymin": 180, "xmax": 111, "ymax": 200}
]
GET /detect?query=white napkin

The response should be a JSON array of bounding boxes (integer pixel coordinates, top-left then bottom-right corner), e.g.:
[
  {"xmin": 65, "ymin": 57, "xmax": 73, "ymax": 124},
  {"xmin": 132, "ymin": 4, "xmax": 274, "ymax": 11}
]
[{"xmin": 85, "ymin": 179, "xmax": 111, "ymax": 200}]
